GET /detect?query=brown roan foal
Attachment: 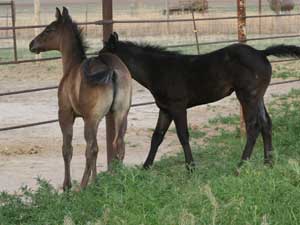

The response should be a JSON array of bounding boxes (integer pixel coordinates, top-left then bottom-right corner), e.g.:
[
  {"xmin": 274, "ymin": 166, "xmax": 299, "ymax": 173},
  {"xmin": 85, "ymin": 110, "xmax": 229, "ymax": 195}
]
[{"xmin": 29, "ymin": 7, "xmax": 132, "ymax": 190}]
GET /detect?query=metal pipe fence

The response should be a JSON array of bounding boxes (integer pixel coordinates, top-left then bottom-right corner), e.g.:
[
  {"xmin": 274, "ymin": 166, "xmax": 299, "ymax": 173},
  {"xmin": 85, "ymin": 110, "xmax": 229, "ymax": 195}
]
[
  {"xmin": 1, "ymin": 33, "xmax": 300, "ymax": 65},
  {"xmin": 1, "ymin": 12, "xmax": 300, "ymax": 64},
  {"xmin": 2, "ymin": 12, "xmax": 300, "ymax": 31},
  {"xmin": 1, "ymin": 7, "xmax": 300, "ymax": 133},
  {"xmin": 1, "ymin": 78, "xmax": 299, "ymax": 132}
]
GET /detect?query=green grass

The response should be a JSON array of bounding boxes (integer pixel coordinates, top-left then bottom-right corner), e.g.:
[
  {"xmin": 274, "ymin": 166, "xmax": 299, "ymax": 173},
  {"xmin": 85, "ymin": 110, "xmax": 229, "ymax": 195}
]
[
  {"xmin": 0, "ymin": 89, "xmax": 300, "ymax": 225},
  {"xmin": 208, "ymin": 114, "xmax": 240, "ymax": 126}
]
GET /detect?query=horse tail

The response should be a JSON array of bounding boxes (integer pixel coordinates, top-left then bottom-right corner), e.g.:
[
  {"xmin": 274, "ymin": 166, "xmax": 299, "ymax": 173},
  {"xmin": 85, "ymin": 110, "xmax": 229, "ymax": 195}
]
[
  {"xmin": 109, "ymin": 61, "xmax": 132, "ymax": 113},
  {"xmin": 97, "ymin": 53, "xmax": 132, "ymax": 112},
  {"xmin": 82, "ymin": 57, "xmax": 114, "ymax": 85},
  {"xmin": 261, "ymin": 45, "xmax": 300, "ymax": 58}
]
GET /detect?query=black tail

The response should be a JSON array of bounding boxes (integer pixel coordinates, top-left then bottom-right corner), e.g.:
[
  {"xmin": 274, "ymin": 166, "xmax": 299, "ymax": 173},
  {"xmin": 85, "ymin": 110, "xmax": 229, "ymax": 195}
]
[{"xmin": 261, "ymin": 45, "xmax": 300, "ymax": 58}]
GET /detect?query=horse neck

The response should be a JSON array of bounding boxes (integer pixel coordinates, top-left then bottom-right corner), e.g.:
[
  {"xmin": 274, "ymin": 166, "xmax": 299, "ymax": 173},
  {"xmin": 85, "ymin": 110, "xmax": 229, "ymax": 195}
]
[
  {"xmin": 115, "ymin": 45, "xmax": 151, "ymax": 88},
  {"xmin": 60, "ymin": 31, "xmax": 85, "ymax": 76}
]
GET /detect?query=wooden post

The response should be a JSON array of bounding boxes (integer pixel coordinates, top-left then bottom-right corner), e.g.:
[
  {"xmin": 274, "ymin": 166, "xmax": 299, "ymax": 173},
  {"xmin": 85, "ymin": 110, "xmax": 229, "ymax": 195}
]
[
  {"xmin": 237, "ymin": 0, "xmax": 246, "ymax": 43},
  {"xmin": 237, "ymin": 0, "xmax": 246, "ymax": 134},
  {"xmin": 258, "ymin": 0, "xmax": 261, "ymax": 34},
  {"xmin": 103, "ymin": 0, "xmax": 113, "ymax": 41},
  {"xmin": 6, "ymin": 8, "xmax": 9, "ymax": 37},
  {"xmin": 34, "ymin": 0, "xmax": 41, "ymax": 59},
  {"xmin": 85, "ymin": 5, "xmax": 88, "ymax": 36},
  {"xmin": 103, "ymin": 0, "xmax": 126, "ymax": 168},
  {"xmin": 11, "ymin": 0, "xmax": 17, "ymax": 62}
]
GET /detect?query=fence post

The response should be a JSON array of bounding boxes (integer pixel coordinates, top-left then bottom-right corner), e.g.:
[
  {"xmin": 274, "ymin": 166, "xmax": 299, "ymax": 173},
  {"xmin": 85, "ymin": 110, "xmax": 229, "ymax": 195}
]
[
  {"xmin": 191, "ymin": 10, "xmax": 200, "ymax": 55},
  {"xmin": 165, "ymin": 0, "xmax": 170, "ymax": 34},
  {"xmin": 34, "ymin": 0, "xmax": 41, "ymax": 59},
  {"xmin": 258, "ymin": 0, "xmax": 261, "ymax": 34},
  {"xmin": 85, "ymin": 5, "xmax": 88, "ymax": 36},
  {"xmin": 11, "ymin": 0, "xmax": 17, "ymax": 62},
  {"xmin": 6, "ymin": 8, "xmax": 9, "ymax": 37},
  {"xmin": 103, "ymin": 0, "xmax": 126, "ymax": 168},
  {"xmin": 237, "ymin": 0, "xmax": 246, "ymax": 134}
]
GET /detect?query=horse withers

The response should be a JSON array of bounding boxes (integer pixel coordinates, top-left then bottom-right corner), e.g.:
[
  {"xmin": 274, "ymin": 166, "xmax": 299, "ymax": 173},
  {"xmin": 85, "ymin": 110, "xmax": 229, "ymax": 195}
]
[
  {"xmin": 101, "ymin": 32, "xmax": 300, "ymax": 171},
  {"xmin": 29, "ymin": 8, "xmax": 132, "ymax": 190}
]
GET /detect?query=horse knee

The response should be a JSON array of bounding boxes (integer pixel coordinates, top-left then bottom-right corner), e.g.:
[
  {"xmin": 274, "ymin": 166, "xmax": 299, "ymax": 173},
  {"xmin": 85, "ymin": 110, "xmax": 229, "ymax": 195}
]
[
  {"xmin": 246, "ymin": 117, "xmax": 260, "ymax": 131},
  {"xmin": 258, "ymin": 104, "xmax": 272, "ymax": 130},
  {"xmin": 176, "ymin": 129, "xmax": 189, "ymax": 145},
  {"xmin": 91, "ymin": 144, "xmax": 99, "ymax": 157},
  {"xmin": 116, "ymin": 138, "xmax": 125, "ymax": 160},
  {"xmin": 153, "ymin": 129, "xmax": 165, "ymax": 140},
  {"xmin": 263, "ymin": 117, "xmax": 272, "ymax": 130},
  {"xmin": 62, "ymin": 145, "xmax": 73, "ymax": 160},
  {"xmin": 86, "ymin": 141, "xmax": 98, "ymax": 159}
]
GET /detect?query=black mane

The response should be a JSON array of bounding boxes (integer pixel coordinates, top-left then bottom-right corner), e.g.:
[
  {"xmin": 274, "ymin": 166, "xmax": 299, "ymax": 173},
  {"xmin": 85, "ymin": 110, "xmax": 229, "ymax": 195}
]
[
  {"xmin": 121, "ymin": 41, "xmax": 180, "ymax": 56},
  {"xmin": 65, "ymin": 16, "xmax": 88, "ymax": 59}
]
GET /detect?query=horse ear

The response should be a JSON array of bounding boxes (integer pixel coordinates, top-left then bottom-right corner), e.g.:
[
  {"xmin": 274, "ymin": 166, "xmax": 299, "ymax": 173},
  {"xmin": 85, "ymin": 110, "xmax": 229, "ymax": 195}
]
[
  {"xmin": 55, "ymin": 7, "xmax": 62, "ymax": 20},
  {"xmin": 106, "ymin": 33, "xmax": 117, "ymax": 49},
  {"xmin": 62, "ymin": 7, "xmax": 69, "ymax": 18},
  {"xmin": 113, "ymin": 32, "xmax": 119, "ymax": 41}
]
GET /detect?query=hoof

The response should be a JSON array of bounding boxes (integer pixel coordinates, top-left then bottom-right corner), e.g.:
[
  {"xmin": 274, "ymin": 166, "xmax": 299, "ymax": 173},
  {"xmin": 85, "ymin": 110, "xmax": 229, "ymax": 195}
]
[
  {"xmin": 63, "ymin": 183, "xmax": 72, "ymax": 192},
  {"xmin": 264, "ymin": 159, "xmax": 274, "ymax": 168},
  {"xmin": 143, "ymin": 163, "xmax": 152, "ymax": 170},
  {"xmin": 235, "ymin": 161, "xmax": 245, "ymax": 176},
  {"xmin": 186, "ymin": 162, "xmax": 196, "ymax": 173},
  {"xmin": 235, "ymin": 168, "xmax": 241, "ymax": 176}
]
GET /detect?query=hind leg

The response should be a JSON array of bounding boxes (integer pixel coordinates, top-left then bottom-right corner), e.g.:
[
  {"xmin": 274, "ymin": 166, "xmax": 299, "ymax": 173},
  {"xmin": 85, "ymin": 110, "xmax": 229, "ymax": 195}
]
[
  {"xmin": 112, "ymin": 110, "xmax": 129, "ymax": 163},
  {"xmin": 258, "ymin": 102, "xmax": 273, "ymax": 165},
  {"xmin": 115, "ymin": 113, "xmax": 128, "ymax": 161},
  {"xmin": 81, "ymin": 118, "xmax": 100, "ymax": 188},
  {"xmin": 237, "ymin": 99, "xmax": 261, "ymax": 167},
  {"xmin": 171, "ymin": 109, "xmax": 195, "ymax": 171}
]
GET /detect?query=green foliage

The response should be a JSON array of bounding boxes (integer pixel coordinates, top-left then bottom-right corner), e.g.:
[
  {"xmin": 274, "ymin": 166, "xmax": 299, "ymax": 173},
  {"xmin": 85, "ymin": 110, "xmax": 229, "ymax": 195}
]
[{"xmin": 1, "ymin": 89, "xmax": 300, "ymax": 225}]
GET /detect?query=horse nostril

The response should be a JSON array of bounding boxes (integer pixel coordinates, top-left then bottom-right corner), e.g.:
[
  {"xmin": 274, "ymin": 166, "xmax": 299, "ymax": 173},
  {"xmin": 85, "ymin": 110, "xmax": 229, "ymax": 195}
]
[{"xmin": 29, "ymin": 40, "xmax": 35, "ymax": 51}]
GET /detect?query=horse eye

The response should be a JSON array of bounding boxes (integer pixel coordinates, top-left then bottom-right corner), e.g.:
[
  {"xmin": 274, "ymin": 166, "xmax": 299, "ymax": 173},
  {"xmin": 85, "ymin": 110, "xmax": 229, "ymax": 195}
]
[{"xmin": 45, "ymin": 28, "xmax": 55, "ymax": 33}]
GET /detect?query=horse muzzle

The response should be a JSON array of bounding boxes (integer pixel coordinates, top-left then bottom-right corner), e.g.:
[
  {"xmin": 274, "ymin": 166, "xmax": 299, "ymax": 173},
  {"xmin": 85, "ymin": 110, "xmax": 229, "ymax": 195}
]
[{"xmin": 29, "ymin": 40, "xmax": 42, "ymax": 54}]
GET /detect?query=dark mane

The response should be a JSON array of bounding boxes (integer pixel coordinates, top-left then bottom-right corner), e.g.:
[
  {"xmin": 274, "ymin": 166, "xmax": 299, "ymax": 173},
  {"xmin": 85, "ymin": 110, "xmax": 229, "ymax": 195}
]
[
  {"xmin": 65, "ymin": 16, "xmax": 88, "ymax": 59},
  {"xmin": 121, "ymin": 41, "xmax": 180, "ymax": 56}
]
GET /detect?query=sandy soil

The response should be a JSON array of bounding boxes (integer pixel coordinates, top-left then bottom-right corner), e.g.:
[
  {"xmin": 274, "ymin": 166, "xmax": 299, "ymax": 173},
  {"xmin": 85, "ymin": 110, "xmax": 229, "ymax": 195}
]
[{"xmin": 0, "ymin": 61, "xmax": 299, "ymax": 193}]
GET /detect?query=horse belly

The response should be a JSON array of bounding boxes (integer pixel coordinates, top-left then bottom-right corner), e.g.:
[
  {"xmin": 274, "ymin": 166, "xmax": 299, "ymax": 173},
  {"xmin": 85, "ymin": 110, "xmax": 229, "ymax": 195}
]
[{"xmin": 188, "ymin": 83, "xmax": 234, "ymax": 107}]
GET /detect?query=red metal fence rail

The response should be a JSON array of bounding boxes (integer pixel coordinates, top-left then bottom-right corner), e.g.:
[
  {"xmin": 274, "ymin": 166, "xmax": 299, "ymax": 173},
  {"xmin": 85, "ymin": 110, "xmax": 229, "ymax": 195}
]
[{"xmin": 1, "ymin": 78, "xmax": 299, "ymax": 132}]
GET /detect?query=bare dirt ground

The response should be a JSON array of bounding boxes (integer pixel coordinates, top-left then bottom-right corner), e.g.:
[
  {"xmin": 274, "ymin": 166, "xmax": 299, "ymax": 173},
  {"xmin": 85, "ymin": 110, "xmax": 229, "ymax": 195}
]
[{"xmin": 0, "ymin": 61, "xmax": 299, "ymax": 193}]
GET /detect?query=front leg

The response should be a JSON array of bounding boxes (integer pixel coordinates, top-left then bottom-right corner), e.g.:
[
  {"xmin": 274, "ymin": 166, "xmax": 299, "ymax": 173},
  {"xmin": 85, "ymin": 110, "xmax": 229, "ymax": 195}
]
[
  {"xmin": 143, "ymin": 110, "xmax": 172, "ymax": 169},
  {"xmin": 59, "ymin": 109, "xmax": 75, "ymax": 191}
]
